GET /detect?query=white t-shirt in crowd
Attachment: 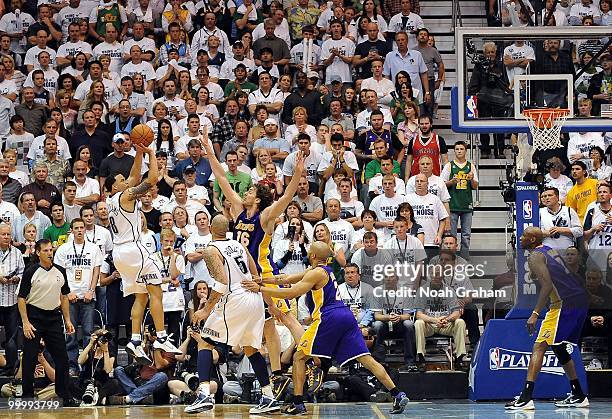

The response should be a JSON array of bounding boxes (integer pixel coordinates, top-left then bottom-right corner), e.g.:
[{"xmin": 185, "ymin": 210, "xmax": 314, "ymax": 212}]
[
  {"xmin": 405, "ymin": 192, "xmax": 448, "ymax": 246},
  {"xmin": 54, "ymin": 240, "xmax": 103, "ymax": 298}
]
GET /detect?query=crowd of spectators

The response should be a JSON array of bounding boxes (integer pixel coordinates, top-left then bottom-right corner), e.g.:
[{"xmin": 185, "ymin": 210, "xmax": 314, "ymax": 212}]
[{"xmin": 0, "ymin": 0, "xmax": 608, "ymax": 407}]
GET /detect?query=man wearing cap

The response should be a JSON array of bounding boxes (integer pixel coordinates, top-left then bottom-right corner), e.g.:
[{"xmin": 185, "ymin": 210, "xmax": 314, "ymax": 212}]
[
  {"xmin": 223, "ymin": 64, "xmax": 258, "ymax": 98},
  {"xmin": 253, "ymin": 119, "xmax": 291, "ymax": 168},
  {"xmin": 174, "ymin": 139, "xmax": 212, "ymax": 187},
  {"xmin": 69, "ymin": 110, "xmax": 113, "ymax": 169},
  {"xmin": 183, "ymin": 165, "xmax": 210, "ymax": 206},
  {"xmin": 248, "ymin": 72, "xmax": 284, "ymax": 124},
  {"xmin": 219, "ymin": 41, "xmax": 256, "ymax": 86},
  {"xmin": 98, "ymin": 133, "xmax": 136, "ymax": 194},
  {"xmin": 250, "ymin": 48, "xmax": 281, "ymax": 85},
  {"xmin": 281, "ymin": 71, "xmax": 323, "ymax": 127},
  {"xmin": 289, "ymin": 25, "xmax": 321, "ymax": 74},
  {"xmin": 321, "ymin": 19, "xmax": 355, "ymax": 85}
]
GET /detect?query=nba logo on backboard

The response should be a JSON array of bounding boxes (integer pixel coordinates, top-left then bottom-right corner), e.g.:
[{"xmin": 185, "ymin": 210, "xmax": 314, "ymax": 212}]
[
  {"xmin": 489, "ymin": 347, "xmax": 500, "ymax": 370},
  {"xmin": 523, "ymin": 200, "xmax": 533, "ymax": 220},
  {"xmin": 466, "ymin": 96, "xmax": 477, "ymax": 119}
]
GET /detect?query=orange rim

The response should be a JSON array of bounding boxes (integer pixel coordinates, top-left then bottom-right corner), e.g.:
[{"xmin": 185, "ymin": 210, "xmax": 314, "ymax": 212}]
[{"xmin": 523, "ymin": 108, "xmax": 570, "ymax": 129}]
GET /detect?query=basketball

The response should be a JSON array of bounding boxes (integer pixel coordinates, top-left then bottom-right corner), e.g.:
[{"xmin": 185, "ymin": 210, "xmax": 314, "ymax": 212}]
[{"xmin": 130, "ymin": 124, "xmax": 154, "ymax": 147}]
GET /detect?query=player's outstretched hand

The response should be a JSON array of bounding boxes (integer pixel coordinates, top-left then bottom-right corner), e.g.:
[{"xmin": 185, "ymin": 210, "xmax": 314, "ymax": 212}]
[
  {"xmin": 294, "ymin": 151, "xmax": 305, "ymax": 175},
  {"xmin": 241, "ymin": 279, "xmax": 260, "ymax": 292},
  {"xmin": 134, "ymin": 143, "xmax": 151, "ymax": 155}
]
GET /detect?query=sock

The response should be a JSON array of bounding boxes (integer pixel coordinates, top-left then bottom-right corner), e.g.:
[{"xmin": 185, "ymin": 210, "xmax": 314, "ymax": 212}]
[
  {"xmin": 521, "ymin": 381, "xmax": 534, "ymax": 401},
  {"xmin": 197, "ymin": 349, "xmax": 212, "ymax": 384},
  {"xmin": 389, "ymin": 387, "xmax": 400, "ymax": 397},
  {"xmin": 570, "ymin": 379, "xmax": 584, "ymax": 398},
  {"xmin": 261, "ymin": 384, "xmax": 273, "ymax": 398},
  {"xmin": 156, "ymin": 330, "xmax": 168, "ymax": 341},
  {"xmin": 198, "ymin": 382, "xmax": 210, "ymax": 396},
  {"xmin": 293, "ymin": 395, "xmax": 303, "ymax": 405},
  {"xmin": 131, "ymin": 333, "xmax": 142, "ymax": 343},
  {"xmin": 248, "ymin": 352, "xmax": 271, "ymax": 387},
  {"xmin": 125, "ymin": 395, "xmax": 131, "ymax": 403}
]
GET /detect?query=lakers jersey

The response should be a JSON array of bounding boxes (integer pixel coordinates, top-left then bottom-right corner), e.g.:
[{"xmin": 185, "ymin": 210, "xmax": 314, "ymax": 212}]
[
  {"xmin": 107, "ymin": 192, "xmax": 142, "ymax": 245},
  {"xmin": 234, "ymin": 210, "xmax": 278, "ymax": 276},
  {"xmin": 305, "ymin": 265, "xmax": 345, "ymax": 321},
  {"xmin": 534, "ymin": 246, "xmax": 588, "ymax": 306}
]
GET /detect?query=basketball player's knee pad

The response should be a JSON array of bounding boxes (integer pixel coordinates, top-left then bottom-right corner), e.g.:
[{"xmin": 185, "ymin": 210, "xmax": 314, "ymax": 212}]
[{"xmin": 551, "ymin": 344, "xmax": 571, "ymax": 365}]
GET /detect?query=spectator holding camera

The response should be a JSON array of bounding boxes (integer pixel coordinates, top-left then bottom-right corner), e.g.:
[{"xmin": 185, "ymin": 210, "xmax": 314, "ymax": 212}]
[
  {"xmin": 54, "ymin": 218, "xmax": 103, "ymax": 376},
  {"xmin": 78, "ymin": 328, "xmax": 119, "ymax": 406},
  {"xmin": 110, "ymin": 326, "xmax": 177, "ymax": 405},
  {"xmin": 0, "ymin": 339, "xmax": 57, "ymax": 399},
  {"xmin": 467, "ymin": 41, "xmax": 512, "ymax": 159},
  {"xmin": 0, "ymin": 223, "xmax": 25, "ymax": 375}
]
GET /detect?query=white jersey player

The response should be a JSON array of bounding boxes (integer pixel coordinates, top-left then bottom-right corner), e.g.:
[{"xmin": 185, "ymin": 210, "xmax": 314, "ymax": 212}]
[
  {"xmin": 186, "ymin": 214, "xmax": 279, "ymax": 415},
  {"xmin": 104, "ymin": 144, "xmax": 181, "ymax": 364}
]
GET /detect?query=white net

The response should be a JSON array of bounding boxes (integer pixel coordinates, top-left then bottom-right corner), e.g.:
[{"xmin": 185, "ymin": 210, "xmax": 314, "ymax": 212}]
[{"xmin": 523, "ymin": 109, "xmax": 570, "ymax": 151}]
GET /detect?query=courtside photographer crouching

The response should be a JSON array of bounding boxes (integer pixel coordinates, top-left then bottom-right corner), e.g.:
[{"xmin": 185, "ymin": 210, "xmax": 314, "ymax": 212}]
[
  {"xmin": 78, "ymin": 329, "xmax": 122, "ymax": 407},
  {"xmin": 109, "ymin": 325, "xmax": 181, "ymax": 406}
]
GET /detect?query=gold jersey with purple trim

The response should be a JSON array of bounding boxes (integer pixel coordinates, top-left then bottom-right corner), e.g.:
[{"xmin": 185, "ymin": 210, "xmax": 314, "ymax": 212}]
[
  {"xmin": 298, "ymin": 265, "xmax": 370, "ymax": 366},
  {"xmin": 234, "ymin": 210, "xmax": 278, "ymax": 277},
  {"xmin": 234, "ymin": 210, "xmax": 291, "ymax": 312}
]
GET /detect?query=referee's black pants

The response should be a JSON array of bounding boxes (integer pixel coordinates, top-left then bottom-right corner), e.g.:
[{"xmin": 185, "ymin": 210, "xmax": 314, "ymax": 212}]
[{"xmin": 22, "ymin": 305, "xmax": 71, "ymax": 399}]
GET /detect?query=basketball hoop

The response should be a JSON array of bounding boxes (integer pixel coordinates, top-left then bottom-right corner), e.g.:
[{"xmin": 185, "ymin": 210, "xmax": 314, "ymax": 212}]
[{"xmin": 522, "ymin": 108, "xmax": 570, "ymax": 151}]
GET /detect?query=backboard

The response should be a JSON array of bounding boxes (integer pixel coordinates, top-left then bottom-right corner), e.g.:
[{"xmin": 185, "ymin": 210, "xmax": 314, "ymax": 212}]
[{"xmin": 452, "ymin": 26, "xmax": 612, "ymax": 134}]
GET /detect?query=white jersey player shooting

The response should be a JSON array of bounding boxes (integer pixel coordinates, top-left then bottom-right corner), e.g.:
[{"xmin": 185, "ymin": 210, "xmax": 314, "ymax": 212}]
[
  {"xmin": 185, "ymin": 214, "xmax": 280, "ymax": 415},
  {"xmin": 103, "ymin": 143, "xmax": 181, "ymax": 363}
]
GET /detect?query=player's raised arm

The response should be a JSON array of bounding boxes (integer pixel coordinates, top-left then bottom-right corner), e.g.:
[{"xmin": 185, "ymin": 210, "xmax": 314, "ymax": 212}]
[
  {"xmin": 263, "ymin": 152, "xmax": 305, "ymax": 222},
  {"xmin": 192, "ymin": 246, "xmax": 227, "ymax": 324},
  {"xmin": 125, "ymin": 145, "xmax": 157, "ymax": 202},
  {"xmin": 201, "ymin": 132, "xmax": 244, "ymax": 216}
]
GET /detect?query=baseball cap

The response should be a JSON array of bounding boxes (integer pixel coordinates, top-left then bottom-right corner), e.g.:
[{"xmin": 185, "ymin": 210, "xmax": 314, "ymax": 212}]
[
  {"xmin": 264, "ymin": 118, "xmax": 278, "ymax": 126},
  {"xmin": 183, "ymin": 165, "xmax": 196, "ymax": 174},
  {"xmin": 233, "ymin": 40, "xmax": 244, "ymax": 48},
  {"xmin": 330, "ymin": 75, "xmax": 342, "ymax": 84},
  {"xmin": 307, "ymin": 70, "xmax": 319, "ymax": 79},
  {"xmin": 112, "ymin": 133, "xmax": 125, "ymax": 143}
]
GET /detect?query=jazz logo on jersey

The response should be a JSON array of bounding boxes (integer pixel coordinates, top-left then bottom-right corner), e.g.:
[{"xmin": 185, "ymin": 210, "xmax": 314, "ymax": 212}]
[
  {"xmin": 489, "ymin": 347, "xmax": 565, "ymax": 376},
  {"xmin": 523, "ymin": 200, "xmax": 533, "ymax": 220}
]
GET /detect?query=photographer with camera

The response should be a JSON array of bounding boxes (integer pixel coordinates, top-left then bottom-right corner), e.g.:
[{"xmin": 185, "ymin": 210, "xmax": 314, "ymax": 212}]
[
  {"xmin": 467, "ymin": 42, "xmax": 513, "ymax": 159},
  {"xmin": 78, "ymin": 328, "xmax": 121, "ymax": 406},
  {"xmin": 110, "ymin": 325, "xmax": 178, "ymax": 405},
  {"xmin": 1, "ymin": 339, "xmax": 57, "ymax": 400}
]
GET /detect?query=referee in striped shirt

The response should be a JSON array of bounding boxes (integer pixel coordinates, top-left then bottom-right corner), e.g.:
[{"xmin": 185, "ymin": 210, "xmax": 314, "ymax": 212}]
[{"xmin": 17, "ymin": 239, "xmax": 77, "ymax": 405}]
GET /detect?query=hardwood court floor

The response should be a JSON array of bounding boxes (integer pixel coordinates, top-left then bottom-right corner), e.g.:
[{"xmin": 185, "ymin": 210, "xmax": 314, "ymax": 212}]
[{"xmin": 2, "ymin": 401, "xmax": 610, "ymax": 418}]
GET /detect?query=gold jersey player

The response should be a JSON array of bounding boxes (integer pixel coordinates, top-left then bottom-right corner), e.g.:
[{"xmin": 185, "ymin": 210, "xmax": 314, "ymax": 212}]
[
  {"xmin": 104, "ymin": 144, "xmax": 181, "ymax": 362},
  {"xmin": 506, "ymin": 227, "xmax": 589, "ymax": 410},
  {"xmin": 200, "ymin": 134, "xmax": 317, "ymax": 395},
  {"xmin": 242, "ymin": 241, "xmax": 410, "ymax": 415}
]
